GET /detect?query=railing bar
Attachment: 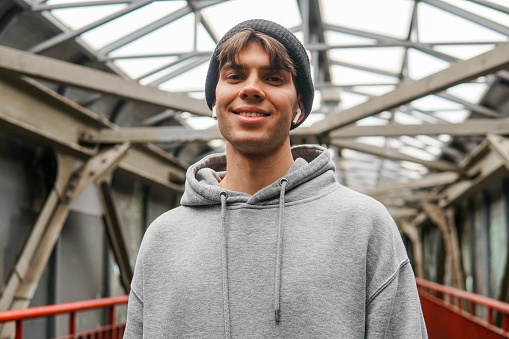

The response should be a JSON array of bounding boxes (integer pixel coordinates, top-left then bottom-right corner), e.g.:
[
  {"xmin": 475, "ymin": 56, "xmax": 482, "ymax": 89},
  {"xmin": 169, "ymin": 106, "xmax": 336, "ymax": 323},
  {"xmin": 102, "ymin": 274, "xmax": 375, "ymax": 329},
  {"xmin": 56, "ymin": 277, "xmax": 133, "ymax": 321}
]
[
  {"xmin": 69, "ymin": 311, "xmax": 76, "ymax": 335},
  {"xmin": 488, "ymin": 307, "xmax": 494, "ymax": 324},
  {"xmin": 15, "ymin": 320, "xmax": 23, "ymax": 339},
  {"xmin": 503, "ymin": 313, "xmax": 509, "ymax": 332}
]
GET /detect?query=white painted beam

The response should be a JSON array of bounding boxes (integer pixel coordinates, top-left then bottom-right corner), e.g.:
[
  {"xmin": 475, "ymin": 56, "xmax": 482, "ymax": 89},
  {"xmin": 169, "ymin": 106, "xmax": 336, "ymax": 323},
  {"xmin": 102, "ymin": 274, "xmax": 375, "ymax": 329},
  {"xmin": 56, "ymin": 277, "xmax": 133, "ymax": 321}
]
[
  {"xmin": 0, "ymin": 46, "xmax": 211, "ymax": 116},
  {"xmin": 331, "ymin": 139, "xmax": 460, "ymax": 172},
  {"xmin": 330, "ymin": 119, "xmax": 509, "ymax": 138},
  {"xmin": 312, "ymin": 42, "xmax": 509, "ymax": 133},
  {"xmin": 82, "ymin": 126, "xmax": 223, "ymax": 143},
  {"xmin": 0, "ymin": 74, "xmax": 187, "ymax": 193},
  {"xmin": 360, "ymin": 172, "xmax": 460, "ymax": 196}
]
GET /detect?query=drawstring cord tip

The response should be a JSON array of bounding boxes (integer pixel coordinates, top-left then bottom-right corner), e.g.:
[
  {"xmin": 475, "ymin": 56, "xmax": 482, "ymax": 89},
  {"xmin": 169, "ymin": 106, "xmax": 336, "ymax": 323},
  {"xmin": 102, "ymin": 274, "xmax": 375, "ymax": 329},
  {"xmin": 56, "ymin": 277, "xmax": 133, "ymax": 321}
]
[{"xmin": 275, "ymin": 309, "xmax": 280, "ymax": 323}]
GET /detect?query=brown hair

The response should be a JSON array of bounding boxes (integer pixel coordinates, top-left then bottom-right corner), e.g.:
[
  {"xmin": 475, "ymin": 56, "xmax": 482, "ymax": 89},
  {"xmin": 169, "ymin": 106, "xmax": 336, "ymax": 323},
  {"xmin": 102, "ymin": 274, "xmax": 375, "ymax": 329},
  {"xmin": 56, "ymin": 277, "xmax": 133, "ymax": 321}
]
[{"xmin": 217, "ymin": 28, "xmax": 296, "ymax": 77}]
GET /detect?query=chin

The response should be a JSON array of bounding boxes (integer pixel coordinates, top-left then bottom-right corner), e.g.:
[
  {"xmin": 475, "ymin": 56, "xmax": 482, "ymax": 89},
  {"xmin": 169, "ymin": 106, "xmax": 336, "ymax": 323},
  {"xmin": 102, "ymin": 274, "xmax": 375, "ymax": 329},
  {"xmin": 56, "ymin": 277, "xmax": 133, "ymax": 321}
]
[{"xmin": 228, "ymin": 136, "xmax": 288, "ymax": 158}]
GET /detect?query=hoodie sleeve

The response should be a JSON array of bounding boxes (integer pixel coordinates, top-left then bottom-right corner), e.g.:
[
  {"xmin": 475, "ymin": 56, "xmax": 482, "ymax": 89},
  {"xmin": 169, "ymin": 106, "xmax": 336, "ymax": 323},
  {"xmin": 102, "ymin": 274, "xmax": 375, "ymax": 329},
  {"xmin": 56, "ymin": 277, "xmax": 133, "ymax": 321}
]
[
  {"xmin": 124, "ymin": 240, "xmax": 145, "ymax": 338},
  {"xmin": 365, "ymin": 260, "xmax": 428, "ymax": 338}
]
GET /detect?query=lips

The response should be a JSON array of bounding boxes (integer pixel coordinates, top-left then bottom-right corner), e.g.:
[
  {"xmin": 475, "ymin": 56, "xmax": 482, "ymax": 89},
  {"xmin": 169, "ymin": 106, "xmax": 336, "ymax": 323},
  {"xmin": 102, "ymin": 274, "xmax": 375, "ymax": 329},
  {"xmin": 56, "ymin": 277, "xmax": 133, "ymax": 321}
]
[
  {"xmin": 233, "ymin": 107, "xmax": 270, "ymax": 117},
  {"xmin": 237, "ymin": 112, "xmax": 269, "ymax": 117}
]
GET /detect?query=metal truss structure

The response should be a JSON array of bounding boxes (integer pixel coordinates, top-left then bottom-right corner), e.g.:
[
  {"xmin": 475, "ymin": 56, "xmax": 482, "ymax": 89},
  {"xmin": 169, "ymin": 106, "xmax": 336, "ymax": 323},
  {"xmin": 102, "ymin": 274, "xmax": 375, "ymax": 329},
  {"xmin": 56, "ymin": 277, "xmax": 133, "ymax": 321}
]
[{"xmin": 1, "ymin": 1, "xmax": 509, "ymax": 336}]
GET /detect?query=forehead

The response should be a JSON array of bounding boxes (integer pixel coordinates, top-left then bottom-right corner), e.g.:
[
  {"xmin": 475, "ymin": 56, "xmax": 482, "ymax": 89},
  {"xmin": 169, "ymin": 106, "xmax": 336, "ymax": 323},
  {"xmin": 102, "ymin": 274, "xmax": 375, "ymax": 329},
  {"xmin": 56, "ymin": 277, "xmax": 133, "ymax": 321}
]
[{"xmin": 220, "ymin": 42, "xmax": 286, "ymax": 71}]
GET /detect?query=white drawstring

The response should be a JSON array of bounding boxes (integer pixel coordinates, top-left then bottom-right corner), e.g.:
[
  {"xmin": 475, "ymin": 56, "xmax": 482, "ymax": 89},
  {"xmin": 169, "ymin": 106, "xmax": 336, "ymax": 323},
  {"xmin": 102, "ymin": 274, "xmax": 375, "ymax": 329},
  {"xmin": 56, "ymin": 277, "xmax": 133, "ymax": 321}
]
[
  {"xmin": 274, "ymin": 178, "xmax": 288, "ymax": 323},
  {"xmin": 220, "ymin": 191, "xmax": 231, "ymax": 339}
]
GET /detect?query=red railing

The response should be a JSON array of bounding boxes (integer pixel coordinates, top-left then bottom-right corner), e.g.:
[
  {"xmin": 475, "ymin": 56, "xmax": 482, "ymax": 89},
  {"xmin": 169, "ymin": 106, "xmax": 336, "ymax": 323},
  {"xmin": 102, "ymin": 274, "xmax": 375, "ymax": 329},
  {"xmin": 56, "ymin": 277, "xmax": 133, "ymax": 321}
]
[
  {"xmin": 0, "ymin": 295, "xmax": 128, "ymax": 339},
  {"xmin": 417, "ymin": 278, "xmax": 509, "ymax": 338}
]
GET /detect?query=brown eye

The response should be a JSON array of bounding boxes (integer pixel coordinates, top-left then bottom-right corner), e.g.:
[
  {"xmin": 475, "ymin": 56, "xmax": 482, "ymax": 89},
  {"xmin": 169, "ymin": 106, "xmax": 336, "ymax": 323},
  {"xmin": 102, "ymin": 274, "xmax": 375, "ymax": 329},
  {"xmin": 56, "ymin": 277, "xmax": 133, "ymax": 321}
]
[{"xmin": 225, "ymin": 73, "xmax": 243, "ymax": 81}]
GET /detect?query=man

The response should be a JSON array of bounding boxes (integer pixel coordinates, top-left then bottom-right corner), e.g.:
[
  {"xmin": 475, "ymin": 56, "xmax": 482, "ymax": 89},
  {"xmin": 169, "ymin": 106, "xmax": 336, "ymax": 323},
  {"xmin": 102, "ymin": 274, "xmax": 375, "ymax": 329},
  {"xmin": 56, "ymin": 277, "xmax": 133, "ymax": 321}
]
[{"xmin": 124, "ymin": 19, "xmax": 427, "ymax": 338}]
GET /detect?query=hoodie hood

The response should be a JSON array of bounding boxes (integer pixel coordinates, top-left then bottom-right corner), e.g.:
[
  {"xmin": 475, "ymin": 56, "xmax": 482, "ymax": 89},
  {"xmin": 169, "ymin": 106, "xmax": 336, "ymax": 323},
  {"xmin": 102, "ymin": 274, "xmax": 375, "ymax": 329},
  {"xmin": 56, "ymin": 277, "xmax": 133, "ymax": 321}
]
[{"xmin": 181, "ymin": 144, "xmax": 336, "ymax": 207}]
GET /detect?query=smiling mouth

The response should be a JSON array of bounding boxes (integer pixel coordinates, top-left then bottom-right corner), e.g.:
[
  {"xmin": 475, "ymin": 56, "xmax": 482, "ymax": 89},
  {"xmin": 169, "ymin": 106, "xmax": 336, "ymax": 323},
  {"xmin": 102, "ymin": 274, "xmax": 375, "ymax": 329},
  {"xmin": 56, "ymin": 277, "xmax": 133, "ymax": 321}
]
[{"xmin": 234, "ymin": 112, "xmax": 270, "ymax": 117}]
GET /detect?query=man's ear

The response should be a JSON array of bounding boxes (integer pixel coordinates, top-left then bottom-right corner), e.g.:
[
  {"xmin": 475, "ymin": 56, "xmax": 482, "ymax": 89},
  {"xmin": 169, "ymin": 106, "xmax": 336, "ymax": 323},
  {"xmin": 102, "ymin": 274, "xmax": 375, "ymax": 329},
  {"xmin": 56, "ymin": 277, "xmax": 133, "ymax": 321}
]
[{"xmin": 292, "ymin": 101, "xmax": 305, "ymax": 125}]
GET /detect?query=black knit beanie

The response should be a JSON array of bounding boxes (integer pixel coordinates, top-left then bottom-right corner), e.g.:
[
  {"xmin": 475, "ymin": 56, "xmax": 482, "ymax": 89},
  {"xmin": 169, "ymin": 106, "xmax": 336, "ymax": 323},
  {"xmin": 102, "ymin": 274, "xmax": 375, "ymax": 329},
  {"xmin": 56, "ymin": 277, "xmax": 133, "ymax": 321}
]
[{"xmin": 205, "ymin": 19, "xmax": 314, "ymax": 130}]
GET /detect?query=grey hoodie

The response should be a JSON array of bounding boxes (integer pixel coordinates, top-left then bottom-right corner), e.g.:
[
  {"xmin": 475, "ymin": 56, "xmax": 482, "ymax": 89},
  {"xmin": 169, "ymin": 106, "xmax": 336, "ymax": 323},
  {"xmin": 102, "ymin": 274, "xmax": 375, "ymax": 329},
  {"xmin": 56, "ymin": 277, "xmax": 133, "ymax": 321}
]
[{"xmin": 124, "ymin": 145, "xmax": 428, "ymax": 338}]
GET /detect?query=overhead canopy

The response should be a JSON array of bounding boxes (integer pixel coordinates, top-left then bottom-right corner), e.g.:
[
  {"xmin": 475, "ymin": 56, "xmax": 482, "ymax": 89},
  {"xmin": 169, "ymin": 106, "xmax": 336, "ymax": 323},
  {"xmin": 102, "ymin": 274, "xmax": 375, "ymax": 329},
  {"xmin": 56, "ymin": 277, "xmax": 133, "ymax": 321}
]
[{"xmin": 1, "ymin": 0, "xmax": 509, "ymax": 193}]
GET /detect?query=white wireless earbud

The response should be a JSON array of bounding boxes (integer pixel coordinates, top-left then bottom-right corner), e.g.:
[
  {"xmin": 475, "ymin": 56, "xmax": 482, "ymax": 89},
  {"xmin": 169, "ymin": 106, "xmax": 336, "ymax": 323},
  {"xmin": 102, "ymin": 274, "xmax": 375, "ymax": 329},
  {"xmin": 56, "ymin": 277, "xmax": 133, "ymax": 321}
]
[
  {"xmin": 212, "ymin": 106, "xmax": 217, "ymax": 119},
  {"xmin": 293, "ymin": 108, "xmax": 302, "ymax": 124}
]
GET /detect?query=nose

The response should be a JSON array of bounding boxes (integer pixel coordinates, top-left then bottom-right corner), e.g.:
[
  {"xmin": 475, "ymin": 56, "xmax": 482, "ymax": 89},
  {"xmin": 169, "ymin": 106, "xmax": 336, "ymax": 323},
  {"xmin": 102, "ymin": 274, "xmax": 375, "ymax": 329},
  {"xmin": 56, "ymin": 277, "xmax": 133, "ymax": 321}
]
[{"xmin": 239, "ymin": 76, "xmax": 265, "ymax": 101}]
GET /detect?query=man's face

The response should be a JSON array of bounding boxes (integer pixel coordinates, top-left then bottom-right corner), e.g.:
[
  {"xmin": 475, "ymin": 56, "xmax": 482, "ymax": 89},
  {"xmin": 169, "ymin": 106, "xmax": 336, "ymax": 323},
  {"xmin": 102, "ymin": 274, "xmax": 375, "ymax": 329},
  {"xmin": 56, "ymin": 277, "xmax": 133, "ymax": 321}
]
[{"xmin": 215, "ymin": 42, "xmax": 300, "ymax": 157}]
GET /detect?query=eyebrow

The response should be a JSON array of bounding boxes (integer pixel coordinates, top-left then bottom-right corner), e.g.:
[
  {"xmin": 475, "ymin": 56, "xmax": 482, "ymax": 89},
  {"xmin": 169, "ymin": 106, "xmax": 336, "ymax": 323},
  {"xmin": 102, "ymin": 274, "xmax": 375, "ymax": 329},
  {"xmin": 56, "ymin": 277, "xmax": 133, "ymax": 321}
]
[{"xmin": 221, "ymin": 62, "xmax": 284, "ymax": 72}]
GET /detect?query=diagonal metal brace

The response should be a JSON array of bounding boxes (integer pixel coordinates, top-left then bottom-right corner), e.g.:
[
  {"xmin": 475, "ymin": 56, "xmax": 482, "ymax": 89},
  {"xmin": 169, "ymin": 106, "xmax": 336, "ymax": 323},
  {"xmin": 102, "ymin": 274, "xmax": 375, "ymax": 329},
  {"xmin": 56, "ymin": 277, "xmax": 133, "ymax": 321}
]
[
  {"xmin": 0, "ymin": 144, "xmax": 130, "ymax": 313},
  {"xmin": 486, "ymin": 133, "xmax": 509, "ymax": 172}
]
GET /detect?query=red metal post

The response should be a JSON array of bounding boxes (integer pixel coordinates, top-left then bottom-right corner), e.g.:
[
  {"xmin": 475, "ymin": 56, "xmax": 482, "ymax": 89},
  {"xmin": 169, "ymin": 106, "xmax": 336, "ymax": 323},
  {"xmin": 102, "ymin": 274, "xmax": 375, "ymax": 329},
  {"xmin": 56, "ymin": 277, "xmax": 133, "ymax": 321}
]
[
  {"xmin": 488, "ymin": 308, "xmax": 494, "ymax": 324},
  {"xmin": 15, "ymin": 320, "xmax": 23, "ymax": 339},
  {"xmin": 503, "ymin": 314, "xmax": 509, "ymax": 332},
  {"xmin": 69, "ymin": 311, "xmax": 76, "ymax": 335},
  {"xmin": 109, "ymin": 305, "xmax": 116, "ymax": 338}
]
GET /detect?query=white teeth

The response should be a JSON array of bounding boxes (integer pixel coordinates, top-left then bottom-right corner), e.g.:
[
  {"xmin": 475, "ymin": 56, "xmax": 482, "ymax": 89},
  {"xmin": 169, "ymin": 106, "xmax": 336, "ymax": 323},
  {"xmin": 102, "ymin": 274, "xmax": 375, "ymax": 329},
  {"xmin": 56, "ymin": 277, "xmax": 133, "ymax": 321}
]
[{"xmin": 239, "ymin": 112, "xmax": 266, "ymax": 117}]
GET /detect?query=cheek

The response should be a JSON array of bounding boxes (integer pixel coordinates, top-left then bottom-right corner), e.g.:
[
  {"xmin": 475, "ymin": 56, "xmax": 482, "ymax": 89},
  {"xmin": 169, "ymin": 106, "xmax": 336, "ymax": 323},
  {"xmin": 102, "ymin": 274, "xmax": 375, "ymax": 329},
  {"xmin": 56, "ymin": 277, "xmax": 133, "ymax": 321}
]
[{"xmin": 215, "ymin": 84, "xmax": 235, "ymax": 106}]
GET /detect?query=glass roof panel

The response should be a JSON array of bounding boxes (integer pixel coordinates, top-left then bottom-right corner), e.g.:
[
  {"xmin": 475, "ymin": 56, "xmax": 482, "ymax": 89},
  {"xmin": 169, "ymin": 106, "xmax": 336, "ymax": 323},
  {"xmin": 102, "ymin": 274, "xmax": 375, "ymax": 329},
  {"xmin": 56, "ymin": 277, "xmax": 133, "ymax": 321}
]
[
  {"xmin": 320, "ymin": 0, "xmax": 414, "ymax": 40},
  {"xmin": 445, "ymin": 83, "xmax": 489, "ymax": 104},
  {"xmin": 109, "ymin": 13, "xmax": 197, "ymax": 57},
  {"xmin": 407, "ymin": 48, "xmax": 450, "ymax": 80},
  {"xmin": 442, "ymin": 0, "xmax": 509, "ymax": 28},
  {"xmin": 340, "ymin": 92, "xmax": 369, "ymax": 109},
  {"xmin": 417, "ymin": 2, "xmax": 508, "ymax": 43},
  {"xmin": 354, "ymin": 85, "xmax": 396, "ymax": 96},
  {"xmin": 80, "ymin": 1, "xmax": 187, "ymax": 50},
  {"xmin": 202, "ymin": 0, "xmax": 301, "ymax": 38},
  {"xmin": 158, "ymin": 61, "xmax": 209, "ymax": 93},
  {"xmin": 357, "ymin": 115, "xmax": 389, "ymax": 126},
  {"xmin": 411, "ymin": 95, "xmax": 464, "ymax": 111},
  {"xmin": 331, "ymin": 65, "xmax": 399, "ymax": 85},
  {"xmin": 32, "ymin": 0, "xmax": 509, "ymax": 192},
  {"xmin": 324, "ymin": 31, "xmax": 377, "ymax": 45},
  {"xmin": 113, "ymin": 56, "xmax": 179, "ymax": 79},
  {"xmin": 328, "ymin": 47, "xmax": 405, "ymax": 74},
  {"xmin": 433, "ymin": 44, "xmax": 496, "ymax": 60},
  {"xmin": 50, "ymin": 4, "xmax": 126, "ymax": 30},
  {"xmin": 399, "ymin": 146, "xmax": 436, "ymax": 161},
  {"xmin": 433, "ymin": 109, "xmax": 470, "ymax": 123},
  {"xmin": 394, "ymin": 111, "xmax": 425, "ymax": 125}
]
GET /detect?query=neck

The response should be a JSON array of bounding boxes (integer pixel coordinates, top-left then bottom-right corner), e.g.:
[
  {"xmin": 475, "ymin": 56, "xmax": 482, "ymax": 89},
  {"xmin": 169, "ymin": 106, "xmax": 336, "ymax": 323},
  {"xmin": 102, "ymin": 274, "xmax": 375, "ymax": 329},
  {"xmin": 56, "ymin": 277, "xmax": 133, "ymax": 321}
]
[{"xmin": 219, "ymin": 140, "xmax": 294, "ymax": 195}]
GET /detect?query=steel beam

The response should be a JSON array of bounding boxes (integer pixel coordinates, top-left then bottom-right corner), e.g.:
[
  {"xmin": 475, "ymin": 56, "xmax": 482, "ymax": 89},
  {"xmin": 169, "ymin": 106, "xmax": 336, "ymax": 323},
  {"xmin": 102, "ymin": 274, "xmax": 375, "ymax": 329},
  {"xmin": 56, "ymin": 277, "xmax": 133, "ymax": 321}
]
[
  {"xmin": 422, "ymin": 202, "xmax": 464, "ymax": 289},
  {"xmin": 423, "ymin": 0, "xmax": 509, "ymax": 37},
  {"xmin": 0, "ymin": 73, "xmax": 187, "ymax": 192},
  {"xmin": 96, "ymin": 0, "xmax": 222, "ymax": 59},
  {"xmin": 399, "ymin": 220, "xmax": 425, "ymax": 279},
  {"xmin": 436, "ymin": 92, "xmax": 501, "ymax": 118},
  {"xmin": 331, "ymin": 139, "xmax": 461, "ymax": 172},
  {"xmin": 81, "ymin": 126, "xmax": 222, "ymax": 143},
  {"xmin": 98, "ymin": 179, "xmax": 133, "ymax": 294},
  {"xmin": 135, "ymin": 54, "xmax": 196, "ymax": 81},
  {"xmin": 330, "ymin": 118, "xmax": 509, "ymax": 138},
  {"xmin": 486, "ymin": 133, "xmax": 509, "ymax": 171},
  {"xmin": 386, "ymin": 206, "xmax": 419, "ymax": 219},
  {"xmin": 29, "ymin": 0, "xmax": 154, "ymax": 54},
  {"xmin": 312, "ymin": 41, "xmax": 509, "ymax": 133},
  {"xmin": 322, "ymin": 23, "xmax": 458, "ymax": 63},
  {"xmin": 0, "ymin": 154, "xmax": 75, "ymax": 315},
  {"xmin": 360, "ymin": 171, "xmax": 460, "ymax": 196},
  {"xmin": 330, "ymin": 60, "xmax": 399, "ymax": 78},
  {"xmin": 443, "ymin": 141, "xmax": 507, "ymax": 206},
  {"xmin": 96, "ymin": 5, "xmax": 193, "ymax": 59},
  {"xmin": 372, "ymin": 192, "xmax": 440, "ymax": 202},
  {"xmin": 33, "ymin": 1, "xmax": 133, "ymax": 10},
  {"xmin": 0, "ymin": 145, "xmax": 130, "ymax": 339},
  {"xmin": 468, "ymin": 0, "xmax": 509, "ymax": 15},
  {"xmin": 148, "ymin": 55, "xmax": 211, "ymax": 86},
  {"xmin": 0, "ymin": 46, "xmax": 211, "ymax": 116}
]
